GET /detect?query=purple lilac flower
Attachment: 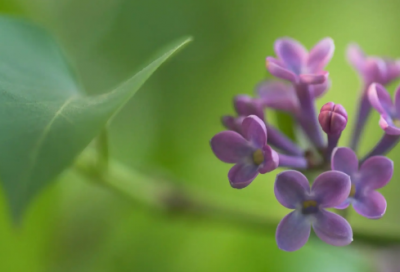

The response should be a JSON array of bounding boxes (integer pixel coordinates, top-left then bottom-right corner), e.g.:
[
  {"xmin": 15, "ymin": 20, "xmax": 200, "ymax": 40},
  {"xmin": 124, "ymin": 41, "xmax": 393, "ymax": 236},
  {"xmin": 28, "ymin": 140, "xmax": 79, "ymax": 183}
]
[
  {"xmin": 211, "ymin": 36, "xmax": 398, "ymax": 251},
  {"xmin": 222, "ymin": 95, "xmax": 304, "ymax": 156},
  {"xmin": 257, "ymin": 80, "xmax": 330, "ymax": 114},
  {"xmin": 369, "ymin": 83, "xmax": 400, "ymax": 135},
  {"xmin": 256, "ymin": 80, "xmax": 300, "ymax": 114},
  {"xmin": 275, "ymin": 170, "xmax": 352, "ymax": 251},
  {"xmin": 266, "ymin": 38, "xmax": 333, "ymax": 85},
  {"xmin": 266, "ymin": 38, "xmax": 334, "ymax": 149},
  {"xmin": 362, "ymin": 83, "xmax": 400, "ymax": 160},
  {"xmin": 348, "ymin": 43, "xmax": 400, "ymax": 151},
  {"xmin": 221, "ymin": 95, "xmax": 265, "ymax": 135},
  {"xmin": 318, "ymin": 102, "xmax": 348, "ymax": 160},
  {"xmin": 347, "ymin": 43, "xmax": 400, "ymax": 86},
  {"xmin": 332, "ymin": 147, "xmax": 393, "ymax": 219},
  {"xmin": 234, "ymin": 95, "xmax": 265, "ymax": 120},
  {"xmin": 211, "ymin": 115, "xmax": 279, "ymax": 188}
]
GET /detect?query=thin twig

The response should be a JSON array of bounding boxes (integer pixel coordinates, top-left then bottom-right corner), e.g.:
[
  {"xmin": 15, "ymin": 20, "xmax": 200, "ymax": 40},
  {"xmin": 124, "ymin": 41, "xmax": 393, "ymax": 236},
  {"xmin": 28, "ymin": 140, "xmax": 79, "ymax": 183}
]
[{"xmin": 74, "ymin": 149, "xmax": 400, "ymax": 247}]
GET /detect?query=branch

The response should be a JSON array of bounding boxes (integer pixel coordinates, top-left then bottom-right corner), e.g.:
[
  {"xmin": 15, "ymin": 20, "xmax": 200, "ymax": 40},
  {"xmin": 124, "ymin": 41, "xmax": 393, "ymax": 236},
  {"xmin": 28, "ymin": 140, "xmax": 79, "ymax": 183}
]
[{"xmin": 74, "ymin": 149, "xmax": 400, "ymax": 247}]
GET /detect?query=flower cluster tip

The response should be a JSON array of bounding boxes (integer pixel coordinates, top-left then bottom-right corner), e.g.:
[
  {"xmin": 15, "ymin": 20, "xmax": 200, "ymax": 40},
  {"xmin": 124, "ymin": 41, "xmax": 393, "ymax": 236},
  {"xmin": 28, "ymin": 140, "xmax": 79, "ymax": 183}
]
[{"xmin": 210, "ymin": 37, "xmax": 398, "ymax": 251}]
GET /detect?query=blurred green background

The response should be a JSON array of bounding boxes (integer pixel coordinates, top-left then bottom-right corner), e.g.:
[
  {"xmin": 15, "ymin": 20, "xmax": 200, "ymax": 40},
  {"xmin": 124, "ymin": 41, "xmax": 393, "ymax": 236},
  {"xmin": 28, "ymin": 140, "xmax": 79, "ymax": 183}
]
[{"xmin": 0, "ymin": 0, "xmax": 399, "ymax": 271}]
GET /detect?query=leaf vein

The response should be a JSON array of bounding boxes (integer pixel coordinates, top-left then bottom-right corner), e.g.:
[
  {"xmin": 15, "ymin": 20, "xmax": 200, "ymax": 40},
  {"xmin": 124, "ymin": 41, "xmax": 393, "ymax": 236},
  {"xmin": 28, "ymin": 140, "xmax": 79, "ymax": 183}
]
[{"xmin": 23, "ymin": 96, "xmax": 78, "ymax": 185}]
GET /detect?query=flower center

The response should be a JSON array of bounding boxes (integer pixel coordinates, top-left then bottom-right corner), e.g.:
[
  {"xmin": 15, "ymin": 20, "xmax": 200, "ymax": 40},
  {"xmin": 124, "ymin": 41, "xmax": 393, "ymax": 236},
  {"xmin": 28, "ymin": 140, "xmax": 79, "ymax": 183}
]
[
  {"xmin": 393, "ymin": 118, "xmax": 400, "ymax": 127},
  {"xmin": 301, "ymin": 200, "xmax": 318, "ymax": 215},
  {"xmin": 349, "ymin": 184, "xmax": 356, "ymax": 197},
  {"xmin": 252, "ymin": 149, "xmax": 264, "ymax": 165}
]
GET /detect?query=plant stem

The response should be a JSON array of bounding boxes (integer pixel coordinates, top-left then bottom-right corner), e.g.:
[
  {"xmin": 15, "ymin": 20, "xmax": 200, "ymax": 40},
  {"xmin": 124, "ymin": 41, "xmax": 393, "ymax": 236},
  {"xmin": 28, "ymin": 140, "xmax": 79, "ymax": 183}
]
[
  {"xmin": 74, "ymin": 149, "xmax": 400, "ymax": 247},
  {"xmin": 96, "ymin": 129, "xmax": 109, "ymax": 169}
]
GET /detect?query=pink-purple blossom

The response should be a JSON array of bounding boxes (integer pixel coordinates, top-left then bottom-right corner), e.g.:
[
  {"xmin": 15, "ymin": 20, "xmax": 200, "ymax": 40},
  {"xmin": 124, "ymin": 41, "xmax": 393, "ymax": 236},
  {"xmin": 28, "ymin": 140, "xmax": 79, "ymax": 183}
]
[
  {"xmin": 368, "ymin": 83, "xmax": 400, "ymax": 135},
  {"xmin": 222, "ymin": 94, "xmax": 304, "ymax": 156},
  {"xmin": 266, "ymin": 38, "xmax": 333, "ymax": 86},
  {"xmin": 348, "ymin": 43, "xmax": 400, "ymax": 152},
  {"xmin": 275, "ymin": 170, "xmax": 353, "ymax": 251},
  {"xmin": 211, "ymin": 115, "xmax": 279, "ymax": 188},
  {"xmin": 347, "ymin": 43, "xmax": 400, "ymax": 86},
  {"xmin": 209, "ymin": 36, "xmax": 398, "ymax": 252},
  {"xmin": 332, "ymin": 147, "xmax": 393, "ymax": 219}
]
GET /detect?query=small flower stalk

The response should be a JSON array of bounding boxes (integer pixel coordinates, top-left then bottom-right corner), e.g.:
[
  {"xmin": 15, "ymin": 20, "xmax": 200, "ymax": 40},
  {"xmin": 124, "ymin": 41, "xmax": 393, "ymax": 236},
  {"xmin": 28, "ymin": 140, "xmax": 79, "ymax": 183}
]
[{"xmin": 210, "ymin": 37, "xmax": 397, "ymax": 251}]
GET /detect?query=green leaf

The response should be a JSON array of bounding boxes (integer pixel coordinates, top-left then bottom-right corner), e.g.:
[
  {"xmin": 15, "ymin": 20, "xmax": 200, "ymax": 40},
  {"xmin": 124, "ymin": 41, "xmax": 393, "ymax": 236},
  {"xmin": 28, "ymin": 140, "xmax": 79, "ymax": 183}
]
[{"xmin": 0, "ymin": 16, "xmax": 191, "ymax": 222}]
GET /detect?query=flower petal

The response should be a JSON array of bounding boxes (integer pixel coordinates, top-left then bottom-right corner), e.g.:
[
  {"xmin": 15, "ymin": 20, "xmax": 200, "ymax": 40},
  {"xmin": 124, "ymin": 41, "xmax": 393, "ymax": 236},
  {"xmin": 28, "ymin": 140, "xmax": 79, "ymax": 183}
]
[
  {"xmin": 359, "ymin": 156, "xmax": 393, "ymax": 190},
  {"xmin": 307, "ymin": 38, "xmax": 334, "ymax": 72},
  {"xmin": 312, "ymin": 209, "xmax": 353, "ymax": 246},
  {"xmin": 221, "ymin": 115, "xmax": 240, "ymax": 133},
  {"xmin": 364, "ymin": 57, "xmax": 387, "ymax": 84},
  {"xmin": 258, "ymin": 145, "xmax": 279, "ymax": 174},
  {"xmin": 335, "ymin": 199, "xmax": 351, "ymax": 210},
  {"xmin": 331, "ymin": 147, "xmax": 358, "ymax": 176},
  {"xmin": 266, "ymin": 56, "xmax": 284, "ymax": 66},
  {"xmin": 394, "ymin": 86, "xmax": 400, "ymax": 117},
  {"xmin": 266, "ymin": 58, "xmax": 298, "ymax": 83},
  {"xmin": 274, "ymin": 38, "xmax": 307, "ymax": 75},
  {"xmin": 386, "ymin": 59, "xmax": 400, "ymax": 83},
  {"xmin": 368, "ymin": 83, "xmax": 394, "ymax": 116},
  {"xmin": 311, "ymin": 171, "xmax": 351, "ymax": 208},
  {"xmin": 256, "ymin": 80, "xmax": 299, "ymax": 113},
  {"xmin": 353, "ymin": 191, "xmax": 386, "ymax": 219},
  {"xmin": 276, "ymin": 211, "xmax": 311, "ymax": 252},
  {"xmin": 241, "ymin": 115, "xmax": 267, "ymax": 148},
  {"xmin": 274, "ymin": 170, "xmax": 310, "ymax": 209},
  {"xmin": 309, "ymin": 79, "xmax": 330, "ymax": 98},
  {"xmin": 234, "ymin": 95, "xmax": 264, "ymax": 120},
  {"xmin": 379, "ymin": 115, "xmax": 400, "ymax": 135},
  {"xmin": 299, "ymin": 72, "xmax": 328, "ymax": 85},
  {"xmin": 228, "ymin": 163, "xmax": 259, "ymax": 189},
  {"xmin": 346, "ymin": 43, "xmax": 365, "ymax": 74},
  {"xmin": 210, "ymin": 131, "xmax": 252, "ymax": 163}
]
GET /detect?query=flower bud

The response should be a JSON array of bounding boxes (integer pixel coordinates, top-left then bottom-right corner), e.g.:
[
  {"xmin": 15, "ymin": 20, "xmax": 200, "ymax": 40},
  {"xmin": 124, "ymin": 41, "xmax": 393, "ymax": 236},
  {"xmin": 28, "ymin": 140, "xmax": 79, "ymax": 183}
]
[{"xmin": 318, "ymin": 102, "xmax": 348, "ymax": 135}]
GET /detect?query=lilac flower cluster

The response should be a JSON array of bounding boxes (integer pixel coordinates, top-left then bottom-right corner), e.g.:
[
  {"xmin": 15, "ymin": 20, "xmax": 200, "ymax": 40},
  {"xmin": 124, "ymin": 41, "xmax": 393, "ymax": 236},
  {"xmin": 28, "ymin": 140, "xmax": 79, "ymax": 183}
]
[{"xmin": 210, "ymin": 38, "xmax": 399, "ymax": 251}]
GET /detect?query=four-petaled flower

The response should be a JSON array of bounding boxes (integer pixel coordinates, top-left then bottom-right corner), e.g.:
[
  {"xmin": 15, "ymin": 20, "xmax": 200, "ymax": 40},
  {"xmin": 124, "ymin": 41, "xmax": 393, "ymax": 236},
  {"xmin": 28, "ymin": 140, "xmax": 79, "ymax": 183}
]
[
  {"xmin": 275, "ymin": 170, "xmax": 353, "ymax": 251},
  {"xmin": 347, "ymin": 43, "xmax": 400, "ymax": 86},
  {"xmin": 211, "ymin": 115, "xmax": 279, "ymax": 189},
  {"xmin": 369, "ymin": 83, "xmax": 400, "ymax": 135},
  {"xmin": 266, "ymin": 37, "xmax": 333, "ymax": 86},
  {"xmin": 331, "ymin": 147, "xmax": 393, "ymax": 219}
]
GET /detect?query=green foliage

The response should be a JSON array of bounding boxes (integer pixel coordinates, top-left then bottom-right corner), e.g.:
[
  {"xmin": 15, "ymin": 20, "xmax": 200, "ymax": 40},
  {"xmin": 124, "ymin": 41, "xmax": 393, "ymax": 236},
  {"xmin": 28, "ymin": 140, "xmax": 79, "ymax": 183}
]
[
  {"xmin": 274, "ymin": 111, "xmax": 296, "ymax": 141},
  {"xmin": 0, "ymin": 15, "xmax": 191, "ymax": 222}
]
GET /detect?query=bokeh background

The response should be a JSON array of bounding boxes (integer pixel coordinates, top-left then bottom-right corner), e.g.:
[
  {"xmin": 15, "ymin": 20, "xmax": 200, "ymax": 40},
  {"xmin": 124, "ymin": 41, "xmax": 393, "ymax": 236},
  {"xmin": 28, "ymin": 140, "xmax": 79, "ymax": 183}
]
[{"xmin": 0, "ymin": 0, "xmax": 399, "ymax": 271}]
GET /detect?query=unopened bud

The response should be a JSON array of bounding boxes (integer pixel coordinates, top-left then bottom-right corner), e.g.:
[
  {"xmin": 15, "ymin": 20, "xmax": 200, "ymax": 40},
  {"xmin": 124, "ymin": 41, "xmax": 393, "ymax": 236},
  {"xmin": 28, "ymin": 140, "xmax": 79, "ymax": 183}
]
[{"xmin": 318, "ymin": 102, "xmax": 348, "ymax": 135}]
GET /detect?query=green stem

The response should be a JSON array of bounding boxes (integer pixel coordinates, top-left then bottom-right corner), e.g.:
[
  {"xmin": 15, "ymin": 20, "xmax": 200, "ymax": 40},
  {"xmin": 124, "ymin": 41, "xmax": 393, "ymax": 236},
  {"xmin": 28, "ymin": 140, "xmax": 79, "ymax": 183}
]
[
  {"xmin": 74, "ymin": 149, "xmax": 400, "ymax": 247},
  {"xmin": 96, "ymin": 129, "xmax": 109, "ymax": 169}
]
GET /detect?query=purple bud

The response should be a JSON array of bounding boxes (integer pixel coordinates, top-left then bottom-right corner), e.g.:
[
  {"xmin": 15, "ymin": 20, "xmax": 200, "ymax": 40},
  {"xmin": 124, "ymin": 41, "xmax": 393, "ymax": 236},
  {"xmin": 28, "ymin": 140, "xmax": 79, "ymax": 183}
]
[{"xmin": 318, "ymin": 102, "xmax": 348, "ymax": 135}]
